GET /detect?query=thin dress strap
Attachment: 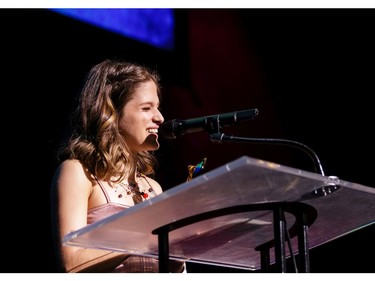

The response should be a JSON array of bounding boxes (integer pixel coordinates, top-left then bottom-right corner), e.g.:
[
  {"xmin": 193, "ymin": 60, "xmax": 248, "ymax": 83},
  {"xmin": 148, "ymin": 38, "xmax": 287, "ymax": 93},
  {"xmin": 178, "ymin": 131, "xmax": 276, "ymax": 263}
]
[{"xmin": 94, "ymin": 175, "xmax": 110, "ymax": 203}]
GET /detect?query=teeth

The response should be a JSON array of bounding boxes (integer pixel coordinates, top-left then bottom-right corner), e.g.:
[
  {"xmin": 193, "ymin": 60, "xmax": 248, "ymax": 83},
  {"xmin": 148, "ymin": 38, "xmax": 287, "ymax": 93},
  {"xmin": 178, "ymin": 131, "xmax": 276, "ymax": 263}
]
[{"xmin": 147, "ymin": 129, "xmax": 158, "ymax": 133}]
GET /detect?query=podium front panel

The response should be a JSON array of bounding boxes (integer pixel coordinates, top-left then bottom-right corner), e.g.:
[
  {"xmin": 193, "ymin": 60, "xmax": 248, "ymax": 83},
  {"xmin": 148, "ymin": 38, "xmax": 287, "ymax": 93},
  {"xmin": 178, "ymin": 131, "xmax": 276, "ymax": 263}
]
[{"xmin": 63, "ymin": 156, "xmax": 375, "ymax": 270}]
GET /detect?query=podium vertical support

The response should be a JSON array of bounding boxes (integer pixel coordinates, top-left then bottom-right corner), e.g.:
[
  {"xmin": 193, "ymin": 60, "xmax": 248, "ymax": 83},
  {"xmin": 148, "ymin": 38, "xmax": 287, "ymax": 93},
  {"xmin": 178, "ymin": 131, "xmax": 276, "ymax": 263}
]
[
  {"xmin": 158, "ymin": 232, "xmax": 169, "ymax": 273},
  {"xmin": 273, "ymin": 207, "xmax": 287, "ymax": 272},
  {"xmin": 260, "ymin": 248, "xmax": 271, "ymax": 272},
  {"xmin": 297, "ymin": 211, "xmax": 310, "ymax": 273}
]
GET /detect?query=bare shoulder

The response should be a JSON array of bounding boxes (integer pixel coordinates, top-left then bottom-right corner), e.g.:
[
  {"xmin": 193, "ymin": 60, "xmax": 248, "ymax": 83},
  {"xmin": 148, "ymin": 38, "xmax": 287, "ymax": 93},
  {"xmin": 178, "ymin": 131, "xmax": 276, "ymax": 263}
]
[
  {"xmin": 58, "ymin": 159, "xmax": 85, "ymax": 173},
  {"xmin": 55, "ymin": 159, "xmax": 90, "ymax": 180},
  {"xmin": 52, "ymin": 159, "xmax": 93, "ymax": 193}
]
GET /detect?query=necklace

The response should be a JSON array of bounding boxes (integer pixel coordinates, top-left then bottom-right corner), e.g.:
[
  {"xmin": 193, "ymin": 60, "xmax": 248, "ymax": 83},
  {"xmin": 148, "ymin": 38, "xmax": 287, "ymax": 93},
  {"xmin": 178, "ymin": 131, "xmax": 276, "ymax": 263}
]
[{"xmin": 114, "ymin": 175, "xmax": 156, "ymax": 205}]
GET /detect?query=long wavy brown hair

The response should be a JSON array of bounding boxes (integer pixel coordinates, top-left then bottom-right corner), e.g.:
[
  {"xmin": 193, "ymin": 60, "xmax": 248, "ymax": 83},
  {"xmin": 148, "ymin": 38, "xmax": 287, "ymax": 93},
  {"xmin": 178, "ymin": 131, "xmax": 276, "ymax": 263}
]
[{"xmin": 58, "ymin": 59, "xmax": 161, "ymax": 184}]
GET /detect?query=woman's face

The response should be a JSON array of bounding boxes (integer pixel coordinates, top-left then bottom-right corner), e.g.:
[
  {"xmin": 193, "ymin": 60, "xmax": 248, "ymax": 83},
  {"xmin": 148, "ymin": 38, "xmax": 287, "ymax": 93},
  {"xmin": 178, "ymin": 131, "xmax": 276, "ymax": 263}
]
[{"xmin": 118, "ymin": 80, "xmax": 164, "ymax": 152}]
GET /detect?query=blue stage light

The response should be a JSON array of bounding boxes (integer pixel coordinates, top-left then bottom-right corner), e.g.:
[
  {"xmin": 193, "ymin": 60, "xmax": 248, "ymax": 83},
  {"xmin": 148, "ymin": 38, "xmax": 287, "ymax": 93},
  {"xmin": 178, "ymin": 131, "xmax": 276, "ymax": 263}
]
[{"xmin": 51, "ymin": 8, "xmax": 174, "ymax": 50}]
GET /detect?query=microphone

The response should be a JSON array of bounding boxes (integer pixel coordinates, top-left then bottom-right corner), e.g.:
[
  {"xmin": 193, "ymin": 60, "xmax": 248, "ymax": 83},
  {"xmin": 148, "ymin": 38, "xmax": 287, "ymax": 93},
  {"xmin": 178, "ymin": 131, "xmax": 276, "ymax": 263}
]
[{"xmin": 159, "ymin": 108, "xmax": 259, "ymax": 139}]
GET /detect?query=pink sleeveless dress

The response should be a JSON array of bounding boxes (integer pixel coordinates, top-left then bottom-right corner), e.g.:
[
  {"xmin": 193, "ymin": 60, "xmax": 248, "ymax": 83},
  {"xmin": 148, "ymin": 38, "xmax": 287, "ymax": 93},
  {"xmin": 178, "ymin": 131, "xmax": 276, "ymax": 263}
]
[{"xmin": 86, "ymin": 178, "xmax": 184, "ymax": 273}]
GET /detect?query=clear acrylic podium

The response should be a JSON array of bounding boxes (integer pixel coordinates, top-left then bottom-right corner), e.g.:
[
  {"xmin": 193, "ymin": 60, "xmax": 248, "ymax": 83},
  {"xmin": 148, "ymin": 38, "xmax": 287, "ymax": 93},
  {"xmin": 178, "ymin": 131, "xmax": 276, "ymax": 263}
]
[{"xmin": 63, "ymin": 156, "xmax": 375, "ymax": 272}]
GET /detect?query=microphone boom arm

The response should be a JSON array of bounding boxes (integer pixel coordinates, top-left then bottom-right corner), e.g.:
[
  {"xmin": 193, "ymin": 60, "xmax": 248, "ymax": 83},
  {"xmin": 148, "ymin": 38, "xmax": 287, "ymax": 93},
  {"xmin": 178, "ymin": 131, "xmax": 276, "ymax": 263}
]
[{"xmin": 210, "ymin": 133, "xmax": 326, "ymax": 176}]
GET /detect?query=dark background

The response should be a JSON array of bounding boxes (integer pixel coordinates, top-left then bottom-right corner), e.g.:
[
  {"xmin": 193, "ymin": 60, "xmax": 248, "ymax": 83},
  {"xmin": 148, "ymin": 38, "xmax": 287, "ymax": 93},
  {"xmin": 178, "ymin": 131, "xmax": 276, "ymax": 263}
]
[{"xmin": 1, "ymin": 8, "xmax": 374, "ymax": 273}]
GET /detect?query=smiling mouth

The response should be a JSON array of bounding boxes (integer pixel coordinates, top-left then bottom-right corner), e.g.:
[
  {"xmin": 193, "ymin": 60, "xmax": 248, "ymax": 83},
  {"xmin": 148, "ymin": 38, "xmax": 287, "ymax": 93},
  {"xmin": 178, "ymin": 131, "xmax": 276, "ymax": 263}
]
[{"xmin": 147, "ymin": 129, "xmax": 158, "ymax": 134}]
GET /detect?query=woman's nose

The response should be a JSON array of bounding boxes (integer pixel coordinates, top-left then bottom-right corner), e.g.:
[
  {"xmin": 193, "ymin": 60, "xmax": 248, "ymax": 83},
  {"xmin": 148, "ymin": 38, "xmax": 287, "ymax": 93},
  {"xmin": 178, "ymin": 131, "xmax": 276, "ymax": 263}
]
[{"xmin": 154, "ymin": 109, "xmax": 164, "ymax": 124}]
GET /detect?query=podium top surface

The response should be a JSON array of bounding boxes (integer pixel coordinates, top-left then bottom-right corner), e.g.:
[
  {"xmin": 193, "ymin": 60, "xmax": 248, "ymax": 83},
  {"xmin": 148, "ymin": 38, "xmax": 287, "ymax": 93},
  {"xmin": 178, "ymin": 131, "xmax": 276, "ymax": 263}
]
[{"xmin": 63, "ymin": 156, "xmax": 375, "ymax": 271}]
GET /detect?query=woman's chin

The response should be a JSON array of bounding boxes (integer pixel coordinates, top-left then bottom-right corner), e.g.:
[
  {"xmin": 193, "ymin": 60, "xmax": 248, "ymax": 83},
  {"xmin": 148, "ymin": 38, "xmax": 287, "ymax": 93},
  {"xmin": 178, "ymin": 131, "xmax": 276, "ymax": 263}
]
[{"xmin": 144, "ymin": 134, "xmax": 160, "ymax": 150}]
